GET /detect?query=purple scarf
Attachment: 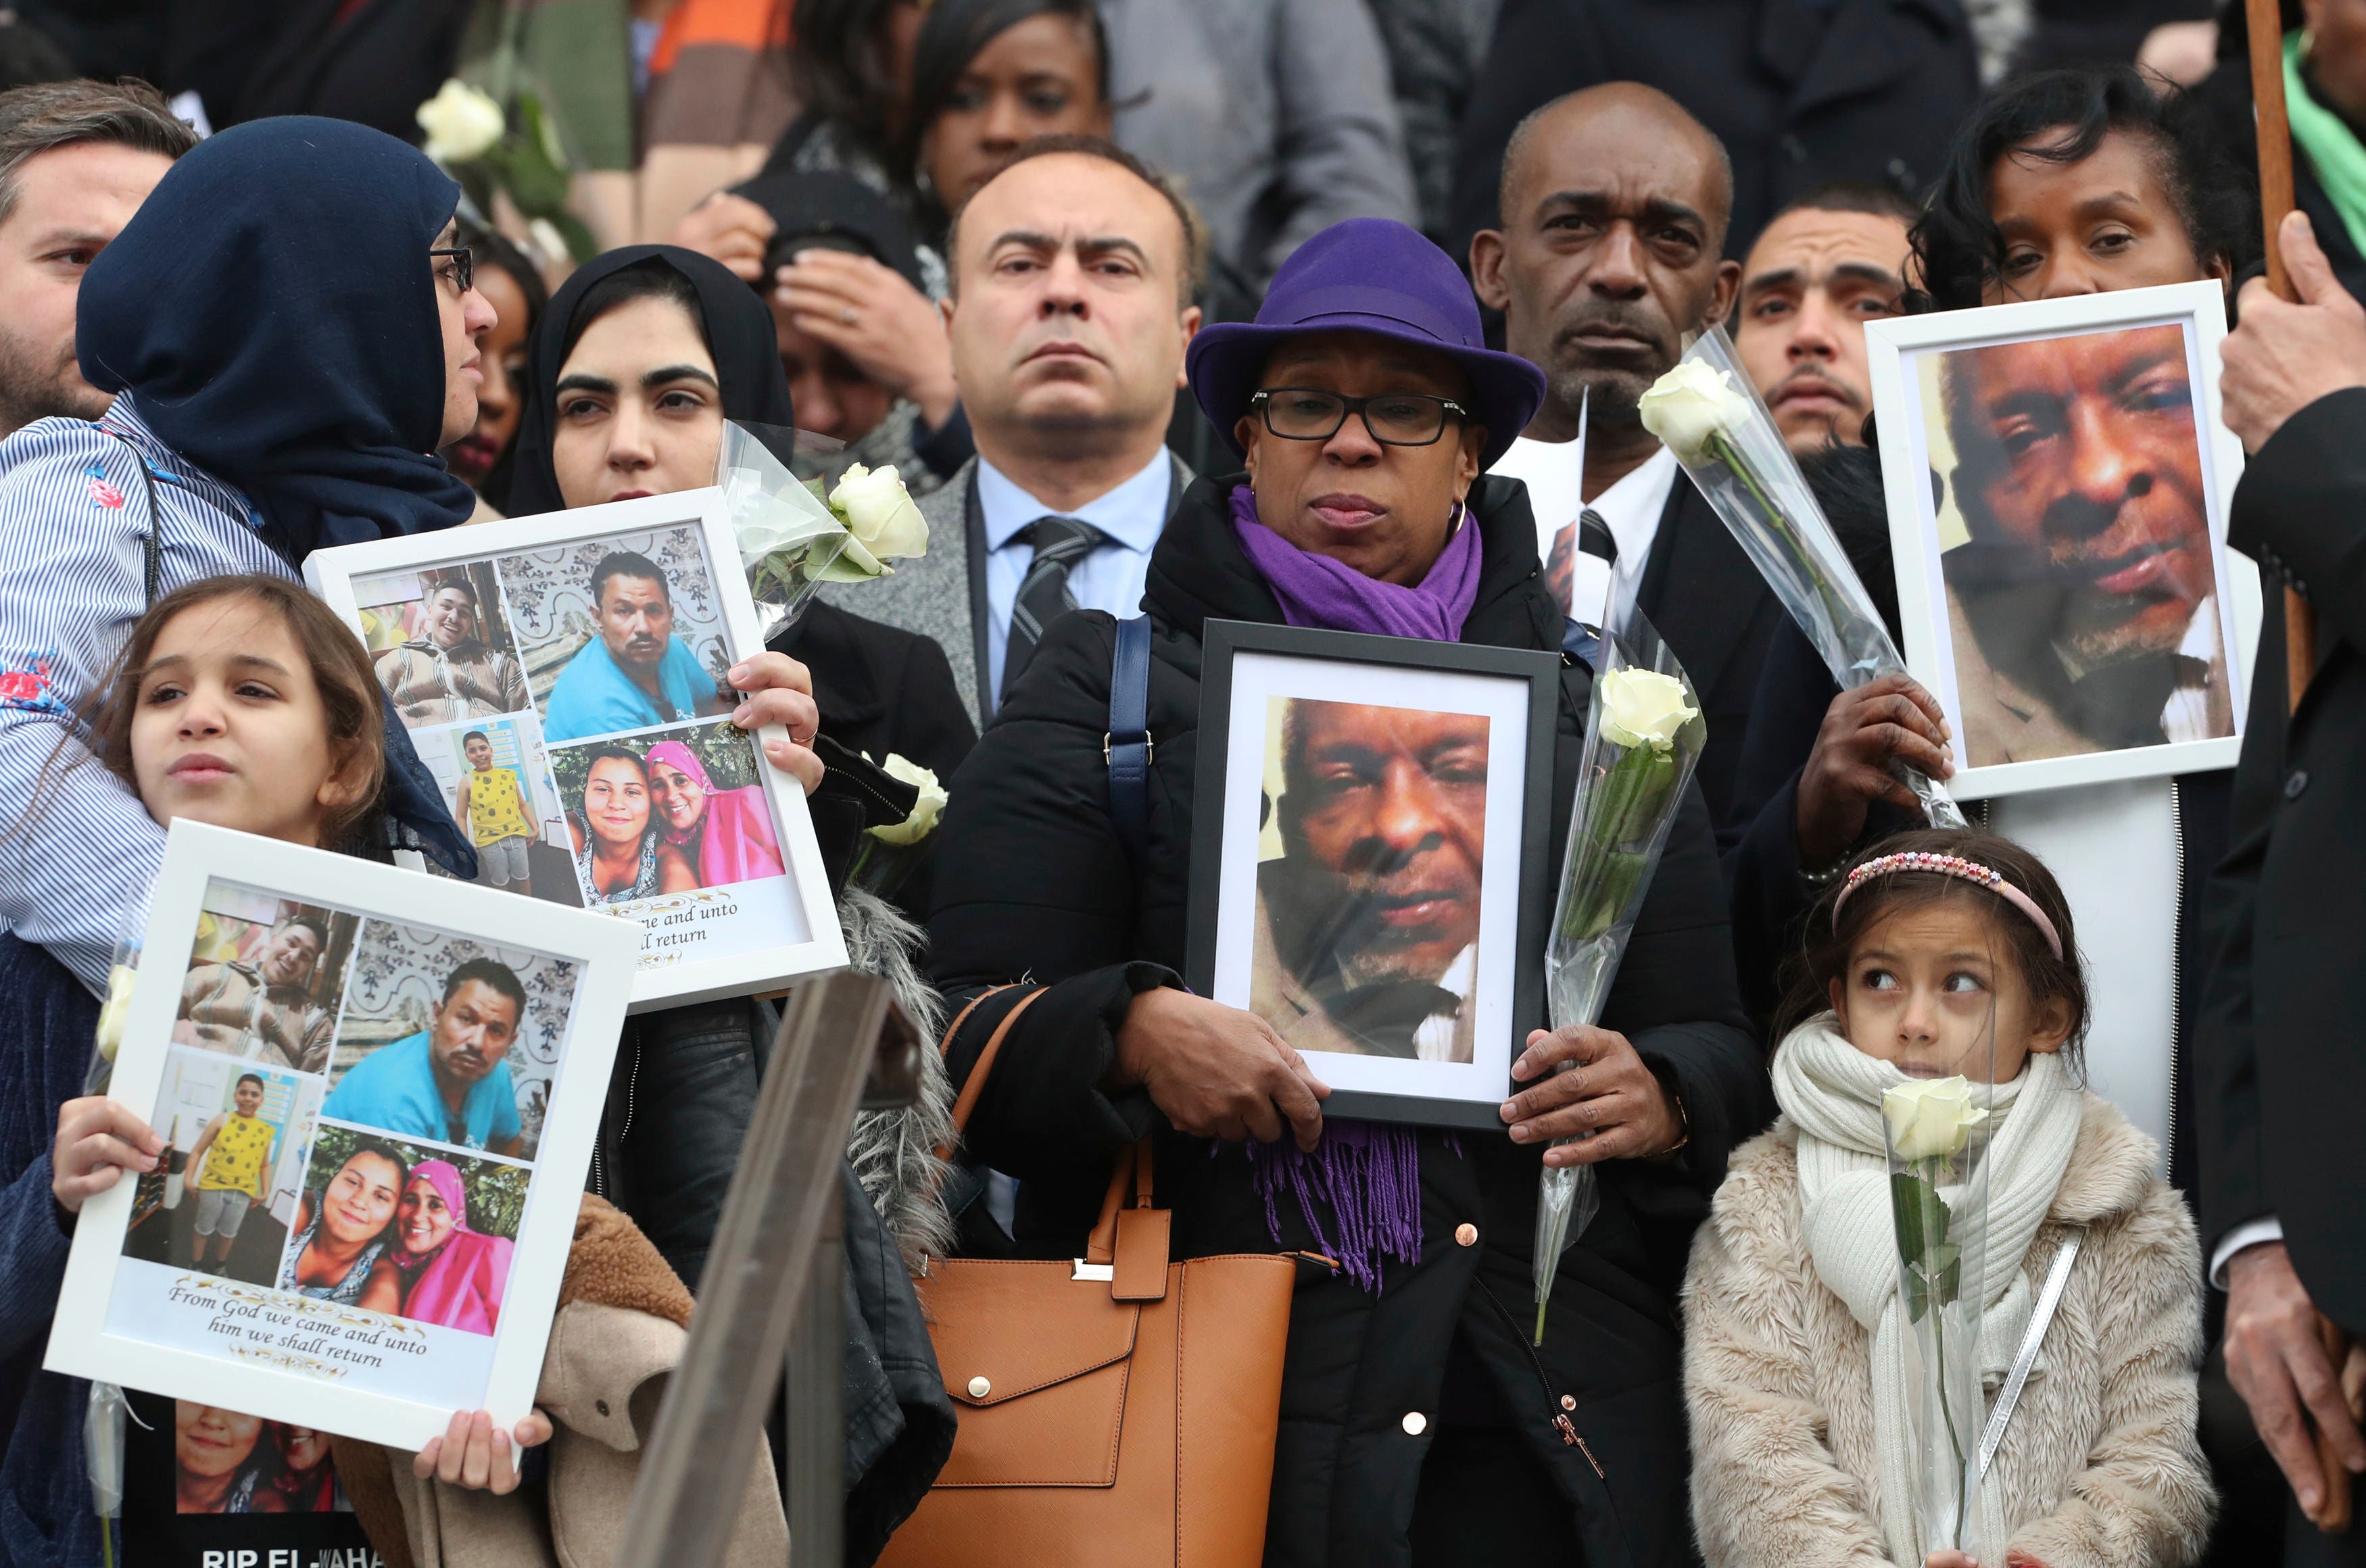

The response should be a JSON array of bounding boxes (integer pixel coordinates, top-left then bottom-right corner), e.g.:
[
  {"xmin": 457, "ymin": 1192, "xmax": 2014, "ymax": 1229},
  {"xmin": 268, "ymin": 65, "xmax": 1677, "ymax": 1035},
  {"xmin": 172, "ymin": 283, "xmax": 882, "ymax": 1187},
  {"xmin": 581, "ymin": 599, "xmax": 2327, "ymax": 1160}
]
[
  {"xmin": 1229, "ymin": 485, "xmax": 1482, "ymax": 641},
  {"xmin": 1228, "ymin": 483, "xmax": 1478, "ymax": 1291}
]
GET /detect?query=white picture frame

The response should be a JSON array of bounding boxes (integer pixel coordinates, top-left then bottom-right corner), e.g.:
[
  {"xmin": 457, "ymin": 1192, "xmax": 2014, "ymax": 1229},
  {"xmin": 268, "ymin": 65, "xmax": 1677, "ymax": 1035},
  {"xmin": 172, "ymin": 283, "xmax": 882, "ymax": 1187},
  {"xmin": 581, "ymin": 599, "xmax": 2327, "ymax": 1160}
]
[
  {"xmin": 306, "ymin": 488, "xmax": 848, "ymax": 1008},
  {"xmin": 1864, "ymin": 280, "xmax": 2263, "ymax": 799},
  {"xmin": 46, "ymin": 820, "xmax": 641, "ymax": 1450}
]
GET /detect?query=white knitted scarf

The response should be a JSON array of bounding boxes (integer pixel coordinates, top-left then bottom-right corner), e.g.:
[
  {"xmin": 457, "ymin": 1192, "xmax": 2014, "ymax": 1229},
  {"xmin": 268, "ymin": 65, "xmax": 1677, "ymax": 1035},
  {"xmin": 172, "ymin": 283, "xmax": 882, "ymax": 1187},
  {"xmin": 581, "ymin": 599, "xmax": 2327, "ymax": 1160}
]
[{"xmin": 1772, "ymin": 1016, "xmax": 2083, "ymax": 1565}]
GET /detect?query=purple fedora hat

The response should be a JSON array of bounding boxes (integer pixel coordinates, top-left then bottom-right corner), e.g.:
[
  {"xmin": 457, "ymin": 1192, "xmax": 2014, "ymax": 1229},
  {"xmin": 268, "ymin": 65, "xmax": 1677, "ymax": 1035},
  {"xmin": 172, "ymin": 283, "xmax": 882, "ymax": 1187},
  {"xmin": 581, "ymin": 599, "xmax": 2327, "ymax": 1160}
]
[{"xmin": 1186, "ymin": 218, "xmax": 1545, "ymax": 470}]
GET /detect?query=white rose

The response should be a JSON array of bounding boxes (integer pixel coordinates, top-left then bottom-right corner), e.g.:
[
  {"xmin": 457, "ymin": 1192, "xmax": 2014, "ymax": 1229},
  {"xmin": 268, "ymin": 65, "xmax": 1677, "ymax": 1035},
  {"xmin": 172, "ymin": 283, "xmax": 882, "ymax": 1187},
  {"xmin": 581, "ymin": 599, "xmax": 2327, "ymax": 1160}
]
[
  {"xmin": 828, "ymin": 462, "xmax": 930, "ymax": 567},
  {"xmin": 1597, "ymin": 668, "xmax": 1697, "ymax": 753},
  {"xmin": 1882, "ymin": 1075, "xmax": 1989, "ymax": 1162},
  {"xmin": 868, "ymin": 752, "xmax": 948, "ymax": 845},
  {"xmin": 95, "ymin": 963, "xmax": 137, "ymax": 1062},
  {"xmin": 416, "ymin": 79, "xmax": 506, "ymax": 166},
  {"xmin": 1637, "ymin": 360, "xmax": 1752, "ymax": 464}
]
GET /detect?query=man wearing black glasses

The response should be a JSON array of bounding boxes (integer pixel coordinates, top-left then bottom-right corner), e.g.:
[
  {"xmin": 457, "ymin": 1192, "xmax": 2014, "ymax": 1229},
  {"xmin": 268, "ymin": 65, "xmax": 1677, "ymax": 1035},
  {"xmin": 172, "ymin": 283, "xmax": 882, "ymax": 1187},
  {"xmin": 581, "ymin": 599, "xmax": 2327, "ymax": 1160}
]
[{"xmin": 1470, "ymin": 83, "xmax": 1779, "ymax": 822}]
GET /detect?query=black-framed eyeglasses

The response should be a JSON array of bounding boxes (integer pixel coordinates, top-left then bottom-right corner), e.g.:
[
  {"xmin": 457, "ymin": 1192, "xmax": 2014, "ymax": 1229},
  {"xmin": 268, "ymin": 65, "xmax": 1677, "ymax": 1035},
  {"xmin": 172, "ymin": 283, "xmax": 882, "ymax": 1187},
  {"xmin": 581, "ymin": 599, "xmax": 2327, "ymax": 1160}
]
[
  {"xmin": 1249, "ymin": 387, "xmax": 1470, "ymax": 447},
  {"xmin": 429, "ymin": 245, "xmax": 475, "ymax": 297}
]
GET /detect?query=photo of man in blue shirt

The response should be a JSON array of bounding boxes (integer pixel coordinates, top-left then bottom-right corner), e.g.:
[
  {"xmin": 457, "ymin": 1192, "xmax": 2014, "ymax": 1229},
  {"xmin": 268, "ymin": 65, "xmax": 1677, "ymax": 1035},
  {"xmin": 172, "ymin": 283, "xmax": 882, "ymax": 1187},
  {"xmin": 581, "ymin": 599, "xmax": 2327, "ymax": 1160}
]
[
  {"xmin": 539, "ymin": 551, "xmax": 728, "ymax": 742},
  {"xmin": 322, "ymin": 958, "xmax": 528, "ymax": 1158}
]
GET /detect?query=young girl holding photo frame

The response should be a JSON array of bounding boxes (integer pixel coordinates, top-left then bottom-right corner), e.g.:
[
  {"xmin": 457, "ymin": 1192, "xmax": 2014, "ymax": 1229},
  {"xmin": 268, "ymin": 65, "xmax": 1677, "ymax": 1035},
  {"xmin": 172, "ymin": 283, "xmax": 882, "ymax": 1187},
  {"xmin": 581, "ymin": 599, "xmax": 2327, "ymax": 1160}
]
[{"xmin": 43, "ymin": 574, "xmax": 552, "ymax": 1494}]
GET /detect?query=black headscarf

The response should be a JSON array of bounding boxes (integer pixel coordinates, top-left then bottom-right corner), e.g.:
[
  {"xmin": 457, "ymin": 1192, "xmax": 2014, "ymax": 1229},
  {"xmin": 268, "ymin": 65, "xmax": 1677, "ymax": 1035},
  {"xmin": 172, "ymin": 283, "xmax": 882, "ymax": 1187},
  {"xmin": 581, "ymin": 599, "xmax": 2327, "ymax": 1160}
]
[
  {"xmin": 506, "ymin": 244, "xmax": 796, "ymax": 516},
  {"xmin": 77, "ymin": 116, "xmax": 477, "ymax": 560}
]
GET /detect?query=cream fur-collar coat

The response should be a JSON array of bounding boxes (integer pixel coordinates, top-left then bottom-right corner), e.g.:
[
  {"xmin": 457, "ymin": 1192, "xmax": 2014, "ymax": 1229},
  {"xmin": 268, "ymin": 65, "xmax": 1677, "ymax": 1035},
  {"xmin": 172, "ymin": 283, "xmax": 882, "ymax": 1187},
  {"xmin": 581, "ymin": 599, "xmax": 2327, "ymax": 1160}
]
[{"xmin": 1682, "ymin": 1092, "xmax": 2213, "ymax": 1568}]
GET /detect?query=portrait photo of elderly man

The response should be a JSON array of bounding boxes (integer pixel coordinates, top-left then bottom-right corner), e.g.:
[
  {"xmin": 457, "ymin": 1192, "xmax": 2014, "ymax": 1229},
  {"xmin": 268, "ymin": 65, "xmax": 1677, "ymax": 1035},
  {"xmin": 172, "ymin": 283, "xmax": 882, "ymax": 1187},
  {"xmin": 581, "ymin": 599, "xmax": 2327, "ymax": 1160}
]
[
  {"xmin": 1249, "ymin": 697, "xmax": 1489, "ymax": 1063},
  {"xmin": 372, "ymin": 573, "xmax": 529, "ymax": 725},
  {"xmin": 539, "ymin": 549, "xmax": 729, "ymax": 743},
  {"xmin": 171, "ymin": 913, "xmax": 336, "ymax": 1074},
  {"xmin": 1931, "ymin": 322, "xmax": 2234, "ymax": 766},
  {"xmin": 321, "ymin": 957, "xmax": 527, "ymax": 1158}
]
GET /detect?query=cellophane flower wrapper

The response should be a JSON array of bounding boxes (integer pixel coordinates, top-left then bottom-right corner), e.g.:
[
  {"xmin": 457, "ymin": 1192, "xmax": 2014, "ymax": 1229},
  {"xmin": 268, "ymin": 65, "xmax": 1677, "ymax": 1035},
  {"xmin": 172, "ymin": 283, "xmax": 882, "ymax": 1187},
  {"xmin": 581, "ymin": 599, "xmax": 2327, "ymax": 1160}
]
[
  {"xmin": 1884, "ymin": 1069, "xmax": 1996, "ymax": 1562},
  {"xmin": 84, "ymin": 928, "xmax": 142, "ymax": 1553},
  {"xmin": 1647, "ymin": 328, "xmax": 1964, "ymax": 831},
  {"xmin": 84, "ymin": 929, "xmax": 140, "ymax": 1096},
  {"xmin": 717, "ymin": 421, "xmax": 862, "ymax": 641},
  {"xmin": 1530, "ymin": 613, "xmax": 1706, "ymax": 1344}
]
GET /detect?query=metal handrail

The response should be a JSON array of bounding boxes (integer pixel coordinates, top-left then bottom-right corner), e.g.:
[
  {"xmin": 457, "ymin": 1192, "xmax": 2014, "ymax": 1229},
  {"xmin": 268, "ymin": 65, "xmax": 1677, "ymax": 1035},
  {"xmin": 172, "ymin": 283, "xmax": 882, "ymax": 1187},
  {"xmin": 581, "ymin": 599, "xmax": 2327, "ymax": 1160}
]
[{"xmin": 616, "ymin": 971, "xmax": 894, "ymax": 1568}]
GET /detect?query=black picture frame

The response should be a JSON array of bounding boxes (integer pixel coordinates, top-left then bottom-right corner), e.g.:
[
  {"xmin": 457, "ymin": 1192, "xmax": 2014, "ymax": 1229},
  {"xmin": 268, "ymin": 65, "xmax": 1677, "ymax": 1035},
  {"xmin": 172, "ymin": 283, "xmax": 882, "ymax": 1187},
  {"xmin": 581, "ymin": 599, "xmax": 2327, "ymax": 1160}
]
[{"xmin": 1185, "ymin": 620, "xmax": 1561, "ymax": 1129}]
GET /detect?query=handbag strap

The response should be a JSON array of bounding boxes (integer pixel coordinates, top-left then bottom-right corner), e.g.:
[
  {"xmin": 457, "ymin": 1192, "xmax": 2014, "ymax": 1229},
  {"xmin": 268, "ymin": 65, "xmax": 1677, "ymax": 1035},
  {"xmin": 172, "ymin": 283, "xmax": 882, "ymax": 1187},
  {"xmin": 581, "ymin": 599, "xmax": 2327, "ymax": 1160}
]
[
  {"xmin": 1084, "ymin": 1139, "xmax": 1155, "ymax": 1267},
  {"xmin": 1105, "ymin": 613, "xmax": 1153, "ymax": 875},
  {"xmin": 1977, "ymin": 1226, "xmax": 2085, "ymax": 1479},
  {"xmin": 931, "ymin": 986, "xmax": 1048, "ymax": 1159}
]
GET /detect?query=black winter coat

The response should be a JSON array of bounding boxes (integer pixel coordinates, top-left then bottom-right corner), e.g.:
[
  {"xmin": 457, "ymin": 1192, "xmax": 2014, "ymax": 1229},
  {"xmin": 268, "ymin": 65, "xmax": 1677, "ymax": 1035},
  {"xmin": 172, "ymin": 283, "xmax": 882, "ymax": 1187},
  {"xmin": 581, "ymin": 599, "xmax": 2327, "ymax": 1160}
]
[
  {"xmin": 773, "ymin": 599, "xmax": 977, "ymax": 921},
  {"xmin": 773, "ymin": 599, "xmax": 977, "ymax": 787},
  {"xmin": 2194, "ymin": 54, "xmax": 2366, "ymax": 306},
  {"xmin": 1448, "ymin": 0, "xmax": 1979, "ymax": 261},
  {"xmin": 2196, "ymin": 388, "xmax": 2366, "ymax": 1332},
  {"xmin": 924, "ymin": 473, "xmax": 1770, "ymax": 1568}
]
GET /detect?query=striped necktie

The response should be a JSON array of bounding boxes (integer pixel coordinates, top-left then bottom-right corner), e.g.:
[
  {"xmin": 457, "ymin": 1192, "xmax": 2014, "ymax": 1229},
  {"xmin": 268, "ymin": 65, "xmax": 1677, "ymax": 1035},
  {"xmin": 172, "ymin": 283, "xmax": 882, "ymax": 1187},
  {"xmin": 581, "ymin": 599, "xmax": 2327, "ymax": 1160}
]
[{"xmin": 1003, "ymin": 514, "xmax": 1107, "ymax": 699}]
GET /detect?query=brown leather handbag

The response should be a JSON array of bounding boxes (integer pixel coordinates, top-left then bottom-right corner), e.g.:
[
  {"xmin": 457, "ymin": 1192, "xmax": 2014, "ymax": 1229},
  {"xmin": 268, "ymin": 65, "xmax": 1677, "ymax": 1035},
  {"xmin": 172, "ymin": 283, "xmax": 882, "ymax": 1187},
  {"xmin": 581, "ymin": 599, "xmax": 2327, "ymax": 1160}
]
[{"xmin": 875, "ymin": 990, "xmax": 1301, "ymax": 1568}]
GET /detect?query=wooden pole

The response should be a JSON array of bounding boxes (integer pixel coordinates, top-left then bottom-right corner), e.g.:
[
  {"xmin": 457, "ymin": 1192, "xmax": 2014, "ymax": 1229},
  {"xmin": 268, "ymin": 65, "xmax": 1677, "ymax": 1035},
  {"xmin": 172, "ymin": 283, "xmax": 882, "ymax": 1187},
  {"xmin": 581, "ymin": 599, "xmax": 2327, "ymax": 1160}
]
[
  {"xmin": 2248, "ymin": 0, "xmax": 2351, "ymax": 1533},
  {"xmin": 2246, "ymin": 0, "xmax": 2322, "ymax": 713}
]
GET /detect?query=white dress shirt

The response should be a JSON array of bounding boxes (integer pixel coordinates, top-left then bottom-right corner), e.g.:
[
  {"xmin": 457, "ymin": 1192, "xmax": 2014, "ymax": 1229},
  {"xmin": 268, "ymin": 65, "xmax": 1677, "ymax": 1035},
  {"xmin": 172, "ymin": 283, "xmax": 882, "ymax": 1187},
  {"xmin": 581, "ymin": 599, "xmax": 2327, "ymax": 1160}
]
[
  {"xmin": 1414, "ymin": 945, "xmax": 1478, "ymax": 1064},
  {"xmin": 1489, "ymin": 437, "xmax": 1677, "ymax": 632},
  {"xmin": 977, "ymin": 449, "xmax": 1174, "ymax": 705}
]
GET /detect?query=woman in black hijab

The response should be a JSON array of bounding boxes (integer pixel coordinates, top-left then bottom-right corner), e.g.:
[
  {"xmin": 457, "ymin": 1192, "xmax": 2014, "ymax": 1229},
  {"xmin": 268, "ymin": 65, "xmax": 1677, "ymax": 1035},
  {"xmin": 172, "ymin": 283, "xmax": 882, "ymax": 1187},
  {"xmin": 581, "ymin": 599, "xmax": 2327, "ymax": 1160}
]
[
  {"xmin": 506, "ymin": 243, "xmax": 973, "ymax": 785},
  {"xmin": 508, "ymin": 244, "xmax": 971, "ymax": 1288}
]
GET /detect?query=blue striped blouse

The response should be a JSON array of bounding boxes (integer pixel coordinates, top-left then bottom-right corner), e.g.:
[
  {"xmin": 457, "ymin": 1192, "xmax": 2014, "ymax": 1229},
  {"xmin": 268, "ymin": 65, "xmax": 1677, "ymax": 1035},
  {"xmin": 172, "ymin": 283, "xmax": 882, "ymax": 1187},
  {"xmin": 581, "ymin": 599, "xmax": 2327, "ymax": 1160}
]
[{"xmin": 0, "ymin": 395, "xmax": 291, "ymax": 992}]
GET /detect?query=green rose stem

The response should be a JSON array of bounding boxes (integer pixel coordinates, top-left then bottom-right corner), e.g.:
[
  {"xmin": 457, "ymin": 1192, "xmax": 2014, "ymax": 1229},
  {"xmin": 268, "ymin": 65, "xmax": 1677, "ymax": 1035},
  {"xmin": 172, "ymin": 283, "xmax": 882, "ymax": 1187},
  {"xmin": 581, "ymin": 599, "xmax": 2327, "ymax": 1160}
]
[
  {"xmin": 1532, "ymin": 731, "xmax": 1686, "ymax": 1344},
  {"xmin": 1895, "ymin": 1151, "xmax": 1971, "ymax": 1550},
  {"xmin": 1921, "ymin": 1158, "xmax": 1969, "ymax": 1549},
  {"xmin": 1934, "ymin": 1302, "xmax": 1967, "ymax": 1546},
  {"xmin": 1705, "ymin": 428, "xmax": 1864, "ymax": 679}
]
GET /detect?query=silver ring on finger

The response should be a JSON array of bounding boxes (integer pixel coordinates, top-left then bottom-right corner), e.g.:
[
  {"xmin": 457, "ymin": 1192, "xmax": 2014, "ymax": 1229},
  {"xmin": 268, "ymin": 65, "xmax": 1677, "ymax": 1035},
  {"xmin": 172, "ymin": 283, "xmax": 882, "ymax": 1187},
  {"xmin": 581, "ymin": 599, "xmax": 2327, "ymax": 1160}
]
[{"xmin": 838, "ymin": 305, "xmax": 857, "ymax": 326}]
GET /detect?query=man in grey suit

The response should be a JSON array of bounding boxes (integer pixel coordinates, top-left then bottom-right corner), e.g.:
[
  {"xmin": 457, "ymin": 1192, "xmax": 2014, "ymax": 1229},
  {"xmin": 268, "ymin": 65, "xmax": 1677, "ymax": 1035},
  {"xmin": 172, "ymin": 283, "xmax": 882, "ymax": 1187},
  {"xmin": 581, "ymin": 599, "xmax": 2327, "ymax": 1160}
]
[{"xmin": 822, "ymin": 134, "xmax": 1200, "ymax": 722}]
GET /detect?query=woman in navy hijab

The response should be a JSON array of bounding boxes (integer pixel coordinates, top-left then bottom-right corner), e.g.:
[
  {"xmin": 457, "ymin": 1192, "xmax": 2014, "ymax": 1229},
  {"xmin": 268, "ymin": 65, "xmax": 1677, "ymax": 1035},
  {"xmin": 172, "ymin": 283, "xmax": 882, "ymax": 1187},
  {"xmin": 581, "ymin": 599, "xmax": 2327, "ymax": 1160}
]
[
  {"xmin": 0, "ymin": 118, "xmax": 495, "ymax": 1567},
  {"xmin": 77, "ymin": 114, "xmax": 489, "ymax": 556}
]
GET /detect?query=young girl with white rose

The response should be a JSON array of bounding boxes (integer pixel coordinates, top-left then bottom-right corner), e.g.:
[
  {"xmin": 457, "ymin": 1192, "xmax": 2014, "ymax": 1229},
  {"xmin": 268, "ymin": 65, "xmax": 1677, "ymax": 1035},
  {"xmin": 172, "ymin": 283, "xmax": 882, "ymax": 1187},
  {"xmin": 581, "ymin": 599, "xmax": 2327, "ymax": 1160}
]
[{"xmin": 1682, "ymin": 828, "xmax": 2212, "ymax": 1568}]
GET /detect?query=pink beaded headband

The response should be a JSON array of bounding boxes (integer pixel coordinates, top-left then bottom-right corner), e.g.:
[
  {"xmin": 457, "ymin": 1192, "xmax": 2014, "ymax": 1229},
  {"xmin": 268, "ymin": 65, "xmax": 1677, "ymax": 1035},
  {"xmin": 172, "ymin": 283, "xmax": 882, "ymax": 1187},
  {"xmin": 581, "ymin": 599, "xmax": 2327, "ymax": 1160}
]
[{"xmin": 1829, "ymin": 850, "xmax": 2063, "ymax": 960}]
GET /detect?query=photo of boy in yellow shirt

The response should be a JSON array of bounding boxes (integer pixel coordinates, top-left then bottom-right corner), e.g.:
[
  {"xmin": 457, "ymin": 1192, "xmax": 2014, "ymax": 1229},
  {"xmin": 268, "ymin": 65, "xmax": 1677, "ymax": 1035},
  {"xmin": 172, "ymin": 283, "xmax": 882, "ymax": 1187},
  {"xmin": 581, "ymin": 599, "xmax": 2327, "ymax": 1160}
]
[
  {"xmin": 185, "ymin": 1074, "xmax": 278, "ymax": 1269},
  {"xmin": 453, "ymin": 730, "xmax": 535, "ymax": 898}
]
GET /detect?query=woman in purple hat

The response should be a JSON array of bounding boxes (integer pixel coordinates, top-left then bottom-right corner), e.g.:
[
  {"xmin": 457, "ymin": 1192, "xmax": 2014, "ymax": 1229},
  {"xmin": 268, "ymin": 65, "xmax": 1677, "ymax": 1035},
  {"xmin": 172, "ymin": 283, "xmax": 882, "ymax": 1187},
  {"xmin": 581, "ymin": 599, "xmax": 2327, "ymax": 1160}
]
[{"xmin": 919, "ymin": 217, "xmax": 1766, "ymax": 1567}]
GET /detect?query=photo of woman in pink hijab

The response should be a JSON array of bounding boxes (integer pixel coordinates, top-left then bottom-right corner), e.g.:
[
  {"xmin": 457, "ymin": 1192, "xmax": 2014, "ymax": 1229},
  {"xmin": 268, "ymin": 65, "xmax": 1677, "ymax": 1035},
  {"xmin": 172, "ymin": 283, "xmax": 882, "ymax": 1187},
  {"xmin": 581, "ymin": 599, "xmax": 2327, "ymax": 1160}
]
[
  {"xmin": 359, "ymin": 1159, "xmax": 514, "ymax": 1338},
  {"xmin": 645, "ymin": 737, "xmax": 786, "ymax": 889}
]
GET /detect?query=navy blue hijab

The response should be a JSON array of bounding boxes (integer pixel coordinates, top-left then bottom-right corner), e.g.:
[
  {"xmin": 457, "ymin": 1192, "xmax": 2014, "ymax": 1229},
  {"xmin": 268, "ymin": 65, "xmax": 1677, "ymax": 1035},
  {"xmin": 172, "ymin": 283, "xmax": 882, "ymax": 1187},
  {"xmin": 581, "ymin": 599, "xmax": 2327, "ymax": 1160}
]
[{"xmin": 76, "ymin": 116, "xmax": 477, "ymax": 560}]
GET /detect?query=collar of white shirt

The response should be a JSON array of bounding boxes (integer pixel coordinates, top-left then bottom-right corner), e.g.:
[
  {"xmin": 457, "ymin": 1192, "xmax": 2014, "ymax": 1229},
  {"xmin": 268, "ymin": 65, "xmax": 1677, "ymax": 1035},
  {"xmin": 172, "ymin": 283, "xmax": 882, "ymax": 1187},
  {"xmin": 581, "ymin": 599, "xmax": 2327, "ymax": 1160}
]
[
  {"xmin": 1585, "ymin": 444, "xmax": 1679, "ymax": 580},
  {"xmin": 976, "ymin": 449, "xmax": 1174, "ymax": 555}
]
